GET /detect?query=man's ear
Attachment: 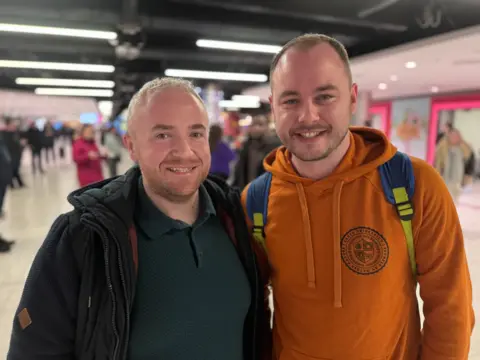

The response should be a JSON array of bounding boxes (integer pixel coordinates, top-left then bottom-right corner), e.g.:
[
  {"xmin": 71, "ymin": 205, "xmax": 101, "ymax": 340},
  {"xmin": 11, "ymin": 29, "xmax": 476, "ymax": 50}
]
[
  {"xmin": 123, "ymin": 133, "xmax": 137, "ymax": 162},
  {"xmin": 350, "ymin": 83, "xmax": 358, "ymax": 115}
]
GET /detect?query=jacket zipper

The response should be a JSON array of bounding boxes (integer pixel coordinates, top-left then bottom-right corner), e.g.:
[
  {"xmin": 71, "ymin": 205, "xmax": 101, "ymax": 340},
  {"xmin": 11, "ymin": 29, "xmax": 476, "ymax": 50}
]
[{"xmin": 83, "ymin": 218, "xmax": 122, "ymax": 360}]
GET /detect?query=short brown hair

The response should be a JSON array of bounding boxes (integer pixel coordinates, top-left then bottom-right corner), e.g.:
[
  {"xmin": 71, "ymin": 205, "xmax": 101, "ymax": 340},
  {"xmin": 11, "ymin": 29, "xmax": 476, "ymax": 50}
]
[{"xmin": 270, "ymin": 33, "xmax": 352, "ymax": 84}]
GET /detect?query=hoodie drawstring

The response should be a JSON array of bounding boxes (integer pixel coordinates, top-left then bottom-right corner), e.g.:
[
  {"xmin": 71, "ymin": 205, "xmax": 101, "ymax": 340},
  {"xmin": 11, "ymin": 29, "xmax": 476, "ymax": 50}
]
[
  {"xmin": 295, "ymin": 183, "xmax": 316, "ymax": 289},
  {"xmin": 333, "ymin": 181, "xmax": 345, "ymax": 308}
]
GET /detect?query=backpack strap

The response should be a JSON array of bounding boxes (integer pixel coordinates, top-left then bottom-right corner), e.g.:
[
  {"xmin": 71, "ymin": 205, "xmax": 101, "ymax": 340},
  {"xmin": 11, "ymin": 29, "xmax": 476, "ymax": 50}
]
[
  {"xmin": 378, "ymin": 152, "xmax": 417, "ymax": 277},
  {"xmin": 246, "ymin": 172, "xmax": 273, "ymax": 251}
]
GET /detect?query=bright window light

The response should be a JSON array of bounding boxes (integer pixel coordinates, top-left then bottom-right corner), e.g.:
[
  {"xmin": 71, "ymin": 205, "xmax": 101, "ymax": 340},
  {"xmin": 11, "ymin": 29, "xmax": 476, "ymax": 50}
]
[
  {"xmin": 0, "ymin": 23, "xmax": 117, "ymax": 40},
  {"xmin": 405, "ymin": 61, "xmax": 417, "ymax": 69},
  {"xmin": 196, "ymin": 39, "xmax": 281, "ymax": 54},
  {"xmin": 34, "ymin": 88, "xmax": 113, "ymax": 97},
  {"xmin": 219, "ymin": 100, "xmax": 260, "ymax": 109},
  {"xmin": 0, "ymin": 60, "xmax": 114, "ymax": 73},
  {"xmin": 165, "ymin": 69, "xmax": 268, "ymax": 82},
  {"xmin": 98, "ymin": 100, "xmax": 114, "ymax": 117},
  {"xmin": 16, "ymin": 77, "xmax": 115, "ymax": 88}
]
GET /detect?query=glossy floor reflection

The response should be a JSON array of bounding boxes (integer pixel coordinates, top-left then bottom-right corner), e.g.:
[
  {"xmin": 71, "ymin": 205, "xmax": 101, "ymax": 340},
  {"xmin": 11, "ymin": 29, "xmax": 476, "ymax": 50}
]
[{"xmin": 0, "ymin": 159, "xmax": 479, "ymax": 358}]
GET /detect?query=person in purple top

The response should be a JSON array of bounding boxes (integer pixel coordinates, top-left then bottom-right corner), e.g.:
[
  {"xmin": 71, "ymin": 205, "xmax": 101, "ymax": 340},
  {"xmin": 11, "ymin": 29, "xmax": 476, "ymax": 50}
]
[{"xmin": 209, "ymin": 124, "xmax": 236, "ymax": 180}]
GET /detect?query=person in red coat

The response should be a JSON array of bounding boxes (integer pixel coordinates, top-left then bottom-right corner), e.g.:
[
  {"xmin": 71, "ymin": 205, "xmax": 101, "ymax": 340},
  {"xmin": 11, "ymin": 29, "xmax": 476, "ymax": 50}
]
[{"xmin": 73, "ymin": 124, "xmax": 105, "ymax": 187}]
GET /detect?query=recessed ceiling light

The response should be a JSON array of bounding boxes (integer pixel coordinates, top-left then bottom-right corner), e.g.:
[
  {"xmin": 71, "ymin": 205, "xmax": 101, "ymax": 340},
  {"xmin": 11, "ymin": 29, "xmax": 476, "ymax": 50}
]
[
  {"xmin": 431, "ymin": 86, "xmax": 439, "ymax": 93},
  {"xmin": 405, "ymin": 61, "xmax": 417, "ymax": 69},
  {"xmin": 390, "ymin": 75, "xmax": 398, "ymax": 81},
  {"xmin": 378, "ymin": 83, "xmax": 387, "ymax": 90}
]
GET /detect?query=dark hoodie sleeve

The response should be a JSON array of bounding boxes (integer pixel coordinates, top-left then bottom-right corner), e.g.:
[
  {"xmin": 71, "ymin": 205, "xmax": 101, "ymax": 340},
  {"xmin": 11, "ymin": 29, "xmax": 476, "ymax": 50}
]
[{"xmin": 7, "ymin": 213, "xmax": 81, "ymax": 360}]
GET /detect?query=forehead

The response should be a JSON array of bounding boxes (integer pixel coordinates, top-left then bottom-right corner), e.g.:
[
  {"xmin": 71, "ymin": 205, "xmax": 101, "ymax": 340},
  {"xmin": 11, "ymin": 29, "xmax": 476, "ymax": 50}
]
[
  {"xmin": 138, "ymin": 88, "xmax": 208, "ymax": 126},
  {"xmin": 272, "ymin": 43, "xmax": 349, "ymax": 91}
]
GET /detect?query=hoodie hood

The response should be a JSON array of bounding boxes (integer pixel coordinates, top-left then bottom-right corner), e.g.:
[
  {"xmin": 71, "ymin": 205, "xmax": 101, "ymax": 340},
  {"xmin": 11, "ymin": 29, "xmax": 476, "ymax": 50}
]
[
  {"xmin": 264, "ymin": 127, "xmax": 397, "ymax": 187},
  {"xmin": 262, "ymin": 127, "xmax": 397, "ymax": 308}
]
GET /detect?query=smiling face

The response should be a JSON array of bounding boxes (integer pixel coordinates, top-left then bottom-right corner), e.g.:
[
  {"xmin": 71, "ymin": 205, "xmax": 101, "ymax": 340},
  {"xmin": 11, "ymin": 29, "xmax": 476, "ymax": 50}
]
[
  {"xmin": 270, "ymin": 42, "xmax": 357, "ymax": 162},
  {"xmin": 124, "ymin": 87, "xmax": 210, "ymax": 202}
]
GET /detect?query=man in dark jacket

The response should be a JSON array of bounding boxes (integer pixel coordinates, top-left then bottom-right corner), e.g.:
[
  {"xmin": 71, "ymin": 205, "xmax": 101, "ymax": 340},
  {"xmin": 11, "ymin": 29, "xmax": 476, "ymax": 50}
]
[
  {"xmin": 0, "ymin": 132, "xmax": 14, "ymax": 252},
  {"xmin": 8, "ymin": 77, "xmax": 271, "ymax": 360},
  {"xmin": 233, "ymin": 115, "xmax": 281, "ymax": 190},
  {"xmin": 25, "ymin": 122, "xmax": 45, "ymax": 174},
  {"xmin": 3, "ymin": 117, "xmax": 25, "ymax": 188}
]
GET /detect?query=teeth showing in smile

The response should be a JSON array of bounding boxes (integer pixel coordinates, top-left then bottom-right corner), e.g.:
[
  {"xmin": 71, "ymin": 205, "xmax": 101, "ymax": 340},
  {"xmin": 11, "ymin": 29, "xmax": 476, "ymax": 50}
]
[
  {"xmin": 299, "ymin": 131, "xmax": 321, "ymax": 138},
  {"xmin": 168, "ymin": 167, "xmax": 194, "ymax": 173}
]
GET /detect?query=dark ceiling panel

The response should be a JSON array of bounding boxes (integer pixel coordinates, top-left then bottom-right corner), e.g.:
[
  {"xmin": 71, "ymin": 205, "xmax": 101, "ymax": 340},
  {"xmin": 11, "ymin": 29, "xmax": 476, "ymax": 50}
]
[{"xmin": 0, "ymin": 0, "xmax": 478, "ymax": 115}]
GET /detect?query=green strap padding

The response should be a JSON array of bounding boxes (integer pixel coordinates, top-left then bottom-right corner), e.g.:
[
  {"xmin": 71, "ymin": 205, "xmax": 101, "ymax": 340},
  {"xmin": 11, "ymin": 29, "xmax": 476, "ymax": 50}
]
[
  {"xmin": 252, "ymin": 213, "xmax": 267, "ymax": 251},
  {"xmin": 392, "ymin": 187, "xmax": 417, "ymax": 277}
]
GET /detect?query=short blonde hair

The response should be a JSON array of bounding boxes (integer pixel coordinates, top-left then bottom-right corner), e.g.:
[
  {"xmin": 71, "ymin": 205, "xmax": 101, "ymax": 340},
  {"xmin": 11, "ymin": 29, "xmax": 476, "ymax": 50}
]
[
  {"xmin": 126, "ymin": 77, "xmax": 205, "ymax": 132},
  {"xmin": 270, "ymin": 33, "xmax": 352, "ymax": 84}
]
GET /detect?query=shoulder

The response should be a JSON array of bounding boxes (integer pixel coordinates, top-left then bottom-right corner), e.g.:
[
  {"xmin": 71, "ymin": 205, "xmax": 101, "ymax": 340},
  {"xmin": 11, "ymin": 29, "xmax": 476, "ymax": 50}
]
[
  {"xmin": 410, "ymin": 156, "xmax": 443, "ymax": 187},
  {"xmin": 409, "ymin": 156, "xmax": 453, "ymax": 212},
  {"xmin": 43, "ymin": 210, "xmax": 91, "ymax": 261}
]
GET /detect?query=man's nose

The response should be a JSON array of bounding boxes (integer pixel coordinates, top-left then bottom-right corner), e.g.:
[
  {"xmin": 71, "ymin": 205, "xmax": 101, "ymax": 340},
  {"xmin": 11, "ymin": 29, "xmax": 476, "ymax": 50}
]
[
  {"xmin": 171, "ymin": 137, "xmax": 195, "ymax": 157},
  {"xmin": 298, "ymin": 100, "xmax": 320, "ymax": 124}
]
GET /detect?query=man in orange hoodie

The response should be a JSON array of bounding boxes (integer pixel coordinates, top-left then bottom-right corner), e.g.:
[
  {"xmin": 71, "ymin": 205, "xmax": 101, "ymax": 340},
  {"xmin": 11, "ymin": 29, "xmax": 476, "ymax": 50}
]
[{"xmin": 242, "ymin": 34, "xmax": 474, "ymax": 359}]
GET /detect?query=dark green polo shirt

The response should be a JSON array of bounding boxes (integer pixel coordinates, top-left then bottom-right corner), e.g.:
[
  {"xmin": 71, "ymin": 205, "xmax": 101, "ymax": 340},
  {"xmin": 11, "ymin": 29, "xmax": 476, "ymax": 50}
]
[{"xmin": 127, "ymin": 178, "xmax": 251, "ymax": 360}]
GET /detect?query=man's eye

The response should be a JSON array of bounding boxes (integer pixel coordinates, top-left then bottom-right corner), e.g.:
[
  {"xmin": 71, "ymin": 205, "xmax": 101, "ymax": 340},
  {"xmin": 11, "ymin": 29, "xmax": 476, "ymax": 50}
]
[
  {"xmin": 191, "ymin": 132, "xmax": 204, "ymax": 138},
  {"xmin": 317, "ymin": 94, "xmax": 334, "ymax": 102},
  {"xmin": 283, "ymin": 99, "xmax": 298, "ymax": 105},
  {"xmin": 155, "ymin": 133, "xmax": 169, "ymax": 139}
]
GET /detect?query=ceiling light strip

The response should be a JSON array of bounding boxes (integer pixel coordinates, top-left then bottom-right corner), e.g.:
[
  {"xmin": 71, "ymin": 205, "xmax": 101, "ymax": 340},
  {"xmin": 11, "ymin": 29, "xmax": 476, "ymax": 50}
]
[
  {"xmin": 196, "ymin": 39, "xmax": 281, "ymax": 54},
  {"xmin": 0, "ymin": 23, "xmax": 117, "ymax": 40},
  {"xmin": 16, "ymin": 77, "xmax": 115, "ymax": 88},
  {"xmin": 34, "ymin": 88, "xmax": 113, "ymax": 97},
  {"xmin": 165, "ymin": 69, "xmax": 268, "ymax": 82},
  {"xmin": 0, "ymin": 60, "xmax": 115, "ymax": 73}
]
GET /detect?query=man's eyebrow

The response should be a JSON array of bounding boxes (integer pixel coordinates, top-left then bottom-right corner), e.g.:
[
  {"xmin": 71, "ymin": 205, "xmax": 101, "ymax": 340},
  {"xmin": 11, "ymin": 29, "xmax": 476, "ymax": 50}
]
[
  {"xmin": 189, "ymin": 124, "xmax": 206, "ymax": 130},
  {"xmin": 279, "ymin": 90, "xmax": 299, "ymax": 100},
  {"xmin": 314, "ymin": 84, "xmax": 339, "ymax": 92},
  {"xmin": 151, "ymin": 124, "xmax": 174, "ymax": 131}
]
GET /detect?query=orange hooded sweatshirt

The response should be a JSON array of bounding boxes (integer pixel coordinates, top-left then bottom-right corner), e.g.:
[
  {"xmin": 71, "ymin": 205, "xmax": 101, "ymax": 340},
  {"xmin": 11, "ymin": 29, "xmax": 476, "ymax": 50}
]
[{"xmin": 241, "ymin": 128, "xmax": 474, "ymax": 360}]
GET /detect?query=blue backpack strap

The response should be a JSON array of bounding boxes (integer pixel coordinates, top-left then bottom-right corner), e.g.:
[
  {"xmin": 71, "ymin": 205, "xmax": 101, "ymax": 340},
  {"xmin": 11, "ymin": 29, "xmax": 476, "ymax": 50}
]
[
  {"xmin": 246, "ymin": 172, "xmax": 272, "ymax": 251},
  {"xmin": 378, "ymin": 152, "xmax": 417, "ymax": 278}
]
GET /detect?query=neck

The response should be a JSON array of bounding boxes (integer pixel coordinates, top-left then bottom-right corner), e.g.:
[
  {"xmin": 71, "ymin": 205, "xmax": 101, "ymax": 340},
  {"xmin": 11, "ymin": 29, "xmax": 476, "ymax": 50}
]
[
  {"xmin": 143, "ymin": 184, "xmax": 200, "ymax": 225},
  {"xmin": 291, "ymin": 132, "xmax": 351, "ymax": 180}
]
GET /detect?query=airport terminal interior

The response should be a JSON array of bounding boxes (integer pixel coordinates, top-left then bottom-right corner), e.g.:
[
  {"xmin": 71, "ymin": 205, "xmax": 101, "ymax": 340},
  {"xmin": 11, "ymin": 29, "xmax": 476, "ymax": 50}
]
[{"xmin": 1, "ymin": 0, "xmax": 480, "ymax": 358}]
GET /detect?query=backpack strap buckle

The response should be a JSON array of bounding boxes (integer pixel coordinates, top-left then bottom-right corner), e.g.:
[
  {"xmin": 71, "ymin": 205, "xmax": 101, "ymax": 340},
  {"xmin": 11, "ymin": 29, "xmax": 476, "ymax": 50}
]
[{"xmin": 395, "ymin": 200, "xmax": 414, "ymax": 221}]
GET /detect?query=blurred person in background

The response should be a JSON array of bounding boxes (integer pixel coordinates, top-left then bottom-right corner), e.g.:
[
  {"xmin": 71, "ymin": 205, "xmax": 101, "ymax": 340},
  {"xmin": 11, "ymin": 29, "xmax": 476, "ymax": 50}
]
[
  {"xmin": 209, "ymin": 123, "xmax": 236, "ymax": 180},
  {"xmin": 43, "ymin": 120, "xmax": 56, "ymax": 165},
  {"xmin": 25, "ymin": 121, "xmax": 45, "ymax": 175},
  {"xmin": 0, "ymin": 131, "xmax": 15, "ymax": 252},
  {"xmin": 104, "ymin": 126, "xmax": 123, "ymax": 177},
  {"xmin": 232, "ymin": 115, "xmax": 280, "ymax": 189},
  {"xmin": 242, "ymin": 33, "xmax": 474, "ymax": 360},
  {"xmin": 435, "ymin": 128, "xmax": 471, "ymax": 202},
  {"xmin": 2, "ymin": 117, "xmax": 25, "ymax": 189},
  {"xmin": 72, "ymin": 124, "xmax": 104, "ymax": 187},
  {"xmin": 7, "ymin": 77, "xmax": 270, "ymax": 360}
]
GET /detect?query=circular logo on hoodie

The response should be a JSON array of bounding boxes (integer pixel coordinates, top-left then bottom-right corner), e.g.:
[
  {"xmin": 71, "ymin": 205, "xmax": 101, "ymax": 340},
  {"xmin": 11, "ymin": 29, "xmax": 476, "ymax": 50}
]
[{"xmin": 341, "ymin": 227, "xmax": 389, "ymax": 275}]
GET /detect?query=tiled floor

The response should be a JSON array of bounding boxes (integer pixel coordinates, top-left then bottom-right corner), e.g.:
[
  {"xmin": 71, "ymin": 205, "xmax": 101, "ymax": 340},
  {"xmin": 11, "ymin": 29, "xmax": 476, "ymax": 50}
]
[{"xmin": 0, "ymin": 157, "xmax": 479, "ymax": 358}]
